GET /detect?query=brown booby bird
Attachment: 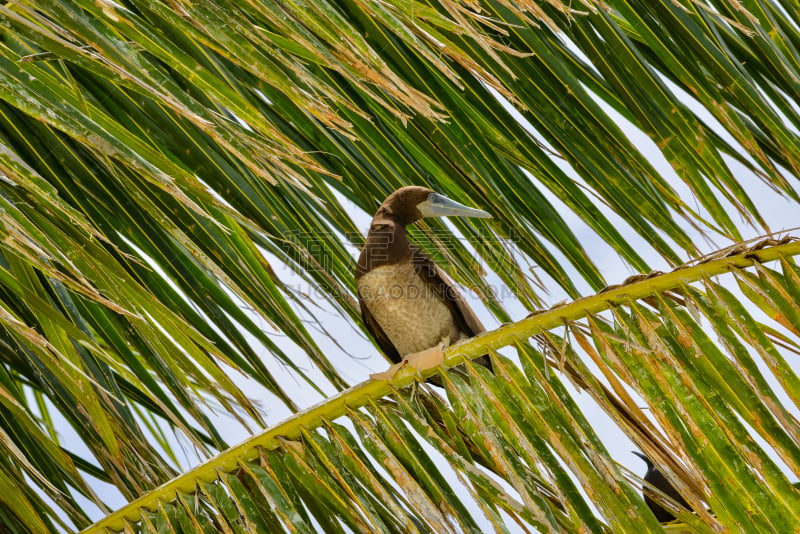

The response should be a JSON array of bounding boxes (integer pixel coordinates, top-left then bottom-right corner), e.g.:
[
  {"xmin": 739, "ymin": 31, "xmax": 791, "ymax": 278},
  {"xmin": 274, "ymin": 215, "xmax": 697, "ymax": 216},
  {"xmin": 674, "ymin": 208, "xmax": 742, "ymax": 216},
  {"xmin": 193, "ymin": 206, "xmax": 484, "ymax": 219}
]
[
  {"xmin": 632, "ymin": 451, "xmax": 692, "ymax": 523},
  {"xmin": 356, "ymin": 186, "xmax": 492, "ymax": 381}
]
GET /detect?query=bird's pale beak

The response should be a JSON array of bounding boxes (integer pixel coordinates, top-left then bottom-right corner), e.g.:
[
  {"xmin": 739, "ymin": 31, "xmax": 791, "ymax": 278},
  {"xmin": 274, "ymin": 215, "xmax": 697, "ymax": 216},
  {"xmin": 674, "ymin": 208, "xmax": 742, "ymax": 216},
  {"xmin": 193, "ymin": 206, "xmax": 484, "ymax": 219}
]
[{"xmin": 417, "ymin": 193, "xmax": 491, "ymax": 219}]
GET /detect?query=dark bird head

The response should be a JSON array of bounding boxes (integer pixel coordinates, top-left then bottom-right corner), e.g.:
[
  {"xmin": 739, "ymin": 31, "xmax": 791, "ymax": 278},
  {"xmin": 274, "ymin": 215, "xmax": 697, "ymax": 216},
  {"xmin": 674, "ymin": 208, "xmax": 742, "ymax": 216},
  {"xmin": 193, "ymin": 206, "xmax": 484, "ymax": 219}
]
[
  {"xmin": 632, "ymin": 451, "xmax": 692, "ymax": 523},
  {"xmin": 371, "ymin": 186, "xmax": 491, "ymax": 227},
  {"xmin": 358, "ymin": 186, "xmax": 491, "ymax": 275}
]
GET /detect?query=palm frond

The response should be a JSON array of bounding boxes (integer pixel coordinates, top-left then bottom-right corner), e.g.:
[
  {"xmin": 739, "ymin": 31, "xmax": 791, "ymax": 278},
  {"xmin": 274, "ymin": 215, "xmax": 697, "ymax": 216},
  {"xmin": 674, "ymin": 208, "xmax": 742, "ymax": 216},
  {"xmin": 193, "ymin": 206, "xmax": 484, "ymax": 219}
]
[
  {"xmin": 0, "ymin": 0, "xmax": 798, "ymax": 531},
  {"xmin": 81, "ymin": 239, "xmax": 800, "ymax": 532}
]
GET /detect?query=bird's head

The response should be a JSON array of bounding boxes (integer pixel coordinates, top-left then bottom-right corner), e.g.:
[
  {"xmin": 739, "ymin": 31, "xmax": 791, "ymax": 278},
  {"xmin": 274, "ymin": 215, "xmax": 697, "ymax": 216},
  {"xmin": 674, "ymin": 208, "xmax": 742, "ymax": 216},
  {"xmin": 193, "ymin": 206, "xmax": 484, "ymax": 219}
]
[
  {"xmin": 357, "ymin": 186, "xmax": 491, "ymax": 276},
  {"xmin": 632, "ymin": 451, "xmax": 657, "ymax": 474},
  {"xmin": 370, "ymin": 186, "xmax": 491, "ymax": 232}
]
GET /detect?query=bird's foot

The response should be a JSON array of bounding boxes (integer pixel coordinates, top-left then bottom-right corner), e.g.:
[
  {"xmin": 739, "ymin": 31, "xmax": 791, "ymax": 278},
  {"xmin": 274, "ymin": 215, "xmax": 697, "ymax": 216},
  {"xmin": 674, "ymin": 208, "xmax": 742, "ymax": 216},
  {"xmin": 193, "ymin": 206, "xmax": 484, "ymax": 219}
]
[
  {"xmin": 404, "ymin": 342, "xmax": 447, "ymax": 373},
  {"xmin": 370, "ymin": 342, "xmax": 447, "ymax": 381},
  {"xmin": 369, "ymin": 361, "xmax": 407, "ymax": 381}
]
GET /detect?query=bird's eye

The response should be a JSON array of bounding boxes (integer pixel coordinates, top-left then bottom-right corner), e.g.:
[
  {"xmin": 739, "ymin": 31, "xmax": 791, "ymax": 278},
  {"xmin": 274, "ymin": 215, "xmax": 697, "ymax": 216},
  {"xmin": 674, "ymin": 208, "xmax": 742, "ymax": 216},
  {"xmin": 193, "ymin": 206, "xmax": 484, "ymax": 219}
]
[{"xmin": 371, "ymin": 223, "xmax": 388, "ymax": 232}]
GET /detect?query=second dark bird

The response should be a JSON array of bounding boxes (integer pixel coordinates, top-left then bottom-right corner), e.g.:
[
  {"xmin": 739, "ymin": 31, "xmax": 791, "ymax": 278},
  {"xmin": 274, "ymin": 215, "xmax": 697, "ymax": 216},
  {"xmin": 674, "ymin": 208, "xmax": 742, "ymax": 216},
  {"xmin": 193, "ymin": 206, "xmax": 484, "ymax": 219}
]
[
  {"xmin": 356, "ymin": 186, "xmax": 493, "ymax": 377},
  {"xmin": 633, "ymin": 451, "xmax": 692, "ymax": 523}
]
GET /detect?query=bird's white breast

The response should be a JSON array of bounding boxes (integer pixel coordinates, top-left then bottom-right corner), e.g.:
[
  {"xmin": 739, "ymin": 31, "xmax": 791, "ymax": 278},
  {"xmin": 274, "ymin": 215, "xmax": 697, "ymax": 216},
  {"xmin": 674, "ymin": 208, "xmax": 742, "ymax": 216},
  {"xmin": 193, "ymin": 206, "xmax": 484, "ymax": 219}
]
[{"xmin": 358, "ymin": 263, "xmax": 459, "ymax": 355}]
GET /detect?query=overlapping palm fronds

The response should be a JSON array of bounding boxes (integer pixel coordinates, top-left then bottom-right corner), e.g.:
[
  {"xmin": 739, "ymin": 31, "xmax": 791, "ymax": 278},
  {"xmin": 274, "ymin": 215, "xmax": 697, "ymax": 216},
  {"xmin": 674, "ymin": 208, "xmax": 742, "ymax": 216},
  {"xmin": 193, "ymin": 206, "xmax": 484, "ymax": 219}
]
[{"xmin": 0, "ymin": 0, "xmax": 798, "ymax": 532}]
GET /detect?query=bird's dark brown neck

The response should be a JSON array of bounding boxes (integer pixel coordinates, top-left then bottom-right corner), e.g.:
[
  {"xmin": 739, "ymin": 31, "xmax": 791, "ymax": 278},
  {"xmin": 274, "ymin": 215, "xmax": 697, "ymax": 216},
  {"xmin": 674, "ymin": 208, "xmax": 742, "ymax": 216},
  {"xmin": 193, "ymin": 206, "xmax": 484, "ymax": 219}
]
[{"xmin": 356, "ymin": 224, "xmax": 413, "ymax": 278}]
